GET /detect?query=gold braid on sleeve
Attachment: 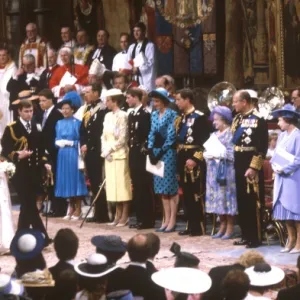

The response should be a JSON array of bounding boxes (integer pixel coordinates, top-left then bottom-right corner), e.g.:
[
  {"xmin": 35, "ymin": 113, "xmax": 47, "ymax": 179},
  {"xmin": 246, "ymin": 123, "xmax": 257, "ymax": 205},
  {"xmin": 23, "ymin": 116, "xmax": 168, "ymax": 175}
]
[
  {"xmin": 174, "ymin": 116, "xmax": 182, "ymax": 134},
  {"xmin": 250, "ymin": 155, "xmax": 263, "ymax": 170},
  {"xmin": 193, "ymin": 151, "xmax": 203, "ymax": 161}
]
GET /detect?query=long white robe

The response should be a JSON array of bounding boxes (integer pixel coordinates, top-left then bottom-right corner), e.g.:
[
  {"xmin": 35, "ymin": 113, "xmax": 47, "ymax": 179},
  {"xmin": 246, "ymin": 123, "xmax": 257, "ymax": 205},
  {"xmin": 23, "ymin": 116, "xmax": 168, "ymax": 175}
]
[
  {"xmin": 127, "ymin": 41, "xmax": 157, "ymax": 92},
  {"xmin": 0, "ymin": 61, "xmax": 17, "ymax": 138}
]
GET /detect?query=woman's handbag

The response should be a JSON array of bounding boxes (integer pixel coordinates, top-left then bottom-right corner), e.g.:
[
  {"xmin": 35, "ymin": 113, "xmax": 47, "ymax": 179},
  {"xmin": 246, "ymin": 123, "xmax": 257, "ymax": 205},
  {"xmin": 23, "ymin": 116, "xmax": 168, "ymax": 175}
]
[{"xmin": 216, "ymin": 159, "xmax": 227, "ymax": 186}]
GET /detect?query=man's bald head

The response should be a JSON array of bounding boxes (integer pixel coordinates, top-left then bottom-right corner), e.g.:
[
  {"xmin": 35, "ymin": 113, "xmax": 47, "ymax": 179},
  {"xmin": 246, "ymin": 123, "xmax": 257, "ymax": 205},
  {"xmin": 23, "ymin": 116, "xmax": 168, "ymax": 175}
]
[
  {"xmin": 26, "ymin": 23, "xmax": 38, "ymax": 42},
  {"xmin": 127, "ymin": 234, "xmax": 149, "ymax": 263}
]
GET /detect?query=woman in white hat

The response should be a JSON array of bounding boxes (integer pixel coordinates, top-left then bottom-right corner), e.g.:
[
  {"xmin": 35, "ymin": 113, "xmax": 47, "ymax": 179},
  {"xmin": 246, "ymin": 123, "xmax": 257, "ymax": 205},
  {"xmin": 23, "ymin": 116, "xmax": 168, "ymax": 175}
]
[
  {"xmin": 101, "ymin": 89, "xmax": 132, "ymax": 226},
  {"xmin": 152, "ymin": 267, "xmax": 212, "ymax": 300},
  {"xmin": 244, "ymin": 263, "xmax": 285, "ymax": 299}
]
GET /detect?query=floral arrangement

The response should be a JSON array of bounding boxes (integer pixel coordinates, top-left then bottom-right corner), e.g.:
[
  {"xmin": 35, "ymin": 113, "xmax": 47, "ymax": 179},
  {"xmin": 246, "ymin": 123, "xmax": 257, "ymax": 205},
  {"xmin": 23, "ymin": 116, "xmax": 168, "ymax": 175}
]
[{"xmin": 0, "ymin": 161, "xmax": 16, "ymax": 178}]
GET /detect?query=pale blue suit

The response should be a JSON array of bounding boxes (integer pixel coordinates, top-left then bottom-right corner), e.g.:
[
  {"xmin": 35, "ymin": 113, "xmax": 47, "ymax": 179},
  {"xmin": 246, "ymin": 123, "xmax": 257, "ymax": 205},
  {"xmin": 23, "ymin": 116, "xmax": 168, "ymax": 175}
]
[{"xmin": 272, "ymin": 128, "xmax": 300, "ymax": 220}]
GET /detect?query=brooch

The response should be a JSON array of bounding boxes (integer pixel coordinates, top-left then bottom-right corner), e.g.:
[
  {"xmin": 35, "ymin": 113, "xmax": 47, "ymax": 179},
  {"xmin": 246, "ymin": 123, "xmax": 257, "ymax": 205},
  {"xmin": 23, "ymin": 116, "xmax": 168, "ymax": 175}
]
[
  {"xmin": 245, "ymin": 128, "xmax": 252, "ymax": 135},
  {"xmin": 187, "ymin": 136, "xmax": 194, "ymax": 144},
  {"xmin": 187, "ymin": 128, "xmax": 193, "ymax": 135},
  {"xmin": 244, "ymin": 137, "xmax": 251, "ymax": 144}
]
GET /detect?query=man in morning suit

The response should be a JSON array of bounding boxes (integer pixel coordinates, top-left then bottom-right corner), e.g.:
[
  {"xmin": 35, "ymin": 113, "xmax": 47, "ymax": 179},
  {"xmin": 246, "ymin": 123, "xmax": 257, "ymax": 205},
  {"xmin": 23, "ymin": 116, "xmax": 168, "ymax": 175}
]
[
  {"xmin": 38, "ymin": 89, "xmax": 64, "ymax": 217},
  {"xmin": 1, "ymin": 100, "xmax": 52, "ymax": 245},
  {"xmin": 232, "ymin": 90, "xmax": 268, "ymax": 248},
  {"xmin": 175, "ymin": 88, "xmax": 211, "ymax": 236},
  {"xmin": 120, "ymin": 234, "xmax": 166, "ymax": 300},
  {"xmin": 126, "ymin": 88, "xmax": 154, "ymax": 229},
  {"xmin": 80, "ymin": 83, "xmax": 108, "ymax": 223}
]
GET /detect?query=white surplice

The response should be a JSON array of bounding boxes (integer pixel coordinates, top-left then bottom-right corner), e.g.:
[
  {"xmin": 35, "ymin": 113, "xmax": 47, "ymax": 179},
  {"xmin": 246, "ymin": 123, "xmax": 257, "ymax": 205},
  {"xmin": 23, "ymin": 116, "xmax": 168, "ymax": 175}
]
[{"xmin": 0, "ymin": 61, "xmax": 17, "ymax": 138}]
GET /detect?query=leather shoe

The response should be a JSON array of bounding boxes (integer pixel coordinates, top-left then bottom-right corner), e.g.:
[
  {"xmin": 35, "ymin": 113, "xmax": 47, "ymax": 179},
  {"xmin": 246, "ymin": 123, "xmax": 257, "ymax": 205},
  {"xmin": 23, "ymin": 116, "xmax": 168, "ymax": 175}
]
[
  {"xmin": 246, "ymin": 241, "xmax": 261, "ymax": 249},
  {"xmin": 233, "ymin": 239, "xmax": 248, "ymax": 246},
  {"xmin": 189, "ymin": 231, "xmax": 202, "ymax": 237},
  {"xmin": 86, "ymin": 217, "xmax": 96, "ymax": 223},
  {"xmin": 137, "ymin": 223, "xmax": 154, "ymax": 230},
  {"xmin": 129, "ymin": 224, "xmax": 139, "ymax": 229},
  {"xmin": 178, "ymin": 230, "xmax": 190, "ymax": 236}
]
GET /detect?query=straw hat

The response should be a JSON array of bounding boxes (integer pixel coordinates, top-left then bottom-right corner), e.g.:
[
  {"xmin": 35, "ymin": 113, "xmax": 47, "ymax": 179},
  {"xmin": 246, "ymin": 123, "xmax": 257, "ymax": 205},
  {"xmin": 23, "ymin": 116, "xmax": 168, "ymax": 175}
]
[
  {"xmin": 245, "ymin": 263, "xmax": 285, "ymax": 287},
  {"xmin": 74, "ymin": 253, "xmax": 118, "ymax": 278},
  {"xmin": 148, "ymin": 88, "xmax": 172, "ymax": 103},
  {"xmin": 12, "ymin": 90, "xmax": 39, "ymax": 105},
  {"xmin": 105, "ymin": 88, "xmax": 123, "ymax": 98},
  {"xmin": 91, "ymin": 235, "xmax": 126, "ymax": 253},
  {"xmin": 272, "ymin": 103, "xmax": 300, "ymax": 119},
  {"xmin": 152, "ymin": 267, "xmax": 212, "ymax": 294}
]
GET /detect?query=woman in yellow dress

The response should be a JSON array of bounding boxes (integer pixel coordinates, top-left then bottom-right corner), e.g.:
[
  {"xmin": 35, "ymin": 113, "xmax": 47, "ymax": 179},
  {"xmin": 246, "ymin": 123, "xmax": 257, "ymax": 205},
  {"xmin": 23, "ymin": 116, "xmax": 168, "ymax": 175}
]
[{"xmin": 101, "ymin": 89, "xmax": 132, "ymax": 226}]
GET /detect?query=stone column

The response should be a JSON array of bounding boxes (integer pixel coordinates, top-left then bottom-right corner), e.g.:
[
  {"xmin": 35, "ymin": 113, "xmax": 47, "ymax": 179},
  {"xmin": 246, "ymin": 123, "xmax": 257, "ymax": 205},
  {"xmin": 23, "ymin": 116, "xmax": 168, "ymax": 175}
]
[
  {"xmin": 34, "ymin": 0, "xmax": 51, "ymax": 37},
  {"xmin": 224, "ymin": 0, "xmax": 244, "ymax": 88}
]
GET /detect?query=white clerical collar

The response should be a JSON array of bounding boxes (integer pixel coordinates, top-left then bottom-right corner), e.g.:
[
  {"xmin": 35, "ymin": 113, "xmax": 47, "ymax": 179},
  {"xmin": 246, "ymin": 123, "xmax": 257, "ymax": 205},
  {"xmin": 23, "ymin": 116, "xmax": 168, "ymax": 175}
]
[
  {"xmin": 134, "ymin": 104, "xmax": 142, "ymax": 114},
  {"xmin": 130, "ymin": 262, "xmax": 146, "ymax": 268}
]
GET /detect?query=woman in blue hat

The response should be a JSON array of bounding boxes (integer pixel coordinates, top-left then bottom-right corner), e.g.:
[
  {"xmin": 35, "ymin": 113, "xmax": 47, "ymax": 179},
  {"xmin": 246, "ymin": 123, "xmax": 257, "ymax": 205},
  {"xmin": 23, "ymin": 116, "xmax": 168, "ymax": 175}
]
[
  {"xmin": 271, "ymin": 104, "xmax": 300, "ymax": 254},
  {"xmin": 147, "ymin": 88, "xmax": 179, "ymax": 233},
  {"xmin": 204, "ymin": 106, "xmax": 237, "ymax": 239},
  {"xmin": 55, "ymin": 94, "xmax": 88, "ymax": 220}
]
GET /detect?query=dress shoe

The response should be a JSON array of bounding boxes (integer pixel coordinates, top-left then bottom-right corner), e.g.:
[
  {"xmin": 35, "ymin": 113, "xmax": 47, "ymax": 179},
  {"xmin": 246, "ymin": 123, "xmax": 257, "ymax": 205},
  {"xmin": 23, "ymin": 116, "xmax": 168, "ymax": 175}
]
[
  {"xmin": 43, "ymin": 211, "xmax": 55, "ymax": 217},
  {"xmin": 62, "ymin": 215, "xmax": 71, "ymax": 220},
  {"xmin": 233, "ymin": 239, "xmax": 248, "ymax": 246},
  {"xmin": 189, "ymin": 231, "xmax": 202, "ymax": 237},
  {"xmin": 116, "ymin": 219, "xmax": 129, "ymax": 227},
  {"xmin": 137, "ymin": 223, "xmax": 154, "ymax": 230},
  {"xmin": 71, "ymin": 214, "xmax": 81, "ymax": 221},
  {"xmin": 246, "ymin": 241, "xmax": 261, "ymax": 248},
  {"xmin": 178, "ymin": 230, "xmax": 190, "ymax": 236},
  {"xmin": 212, "ymin": 232, "xmax": 225, "ymax": 239},
  {"xmin": 107, "ymin": 220, "xmax": 119, "ymax": 226},
  {"xmin": 289, "ymin": 248, "xmax": 300, "ymax": 254},
  {"xmin": 222, "ymin": 232, "xmax": 235, "ymax": 240},
  {"xmin": 164, "ymin": 225, "xmax": 177, "ymax": 233},
  {"xmin": 86, "ymin": 217, "xmax": 96, "ymax": 223},
  {"xmin": 129, "ymin": 224, "xmax": 139, "ymax": 229},
  {"xmin": 155, "ymin": 226, "xmax": 167, "ymax": 232},
  {"xmin": 280, "ymin": 247, "xmax": 292, "ymax": 253}
]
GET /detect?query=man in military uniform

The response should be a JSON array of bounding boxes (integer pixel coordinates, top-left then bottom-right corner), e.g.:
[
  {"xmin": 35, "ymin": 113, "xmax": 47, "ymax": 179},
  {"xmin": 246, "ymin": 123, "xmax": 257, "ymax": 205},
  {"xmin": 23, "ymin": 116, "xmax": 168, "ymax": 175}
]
[
  {"xmin": 80, "ymin": 83, "xmax": 108, "ymax": 223},
  {"xmin": 1, "ymin": 100, "xmax": 52, "ymax": 245},
  {"xmin": 175, "ymin": 89, "xmax": 211, "ymax": 236},
  {"xmin": 126, "ymin": 88, "xmax": 153, "ymax": 229},
  {"xmin": 232, "ymin": 90, "xmax": 268, "ymax": 248}
]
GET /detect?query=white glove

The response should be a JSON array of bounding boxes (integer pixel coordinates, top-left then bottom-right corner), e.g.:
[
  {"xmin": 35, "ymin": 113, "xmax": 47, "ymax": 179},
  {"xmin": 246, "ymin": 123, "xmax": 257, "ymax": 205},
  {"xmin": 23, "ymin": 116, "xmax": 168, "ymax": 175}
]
[
  {"xmin": 55, "ymin": 140, "xmax": 66, "ymax": 148},
  {"xmin": 272, "ymin": 164, "xmax": 283, "ymax": 174},
  {"xmin": 105, "ymin": 154, "xmax": 113, "ymax": 162},
  {"xmin": 101, "ymin": 148, "xmax": 112, "ymax": 158},
  {"xmin": 64, "ymin": 140, "xmax": 74, "ymax": 147},
  {"xmin": 203, "ymin": 152, "xmax": 214, "ymax": 160}
]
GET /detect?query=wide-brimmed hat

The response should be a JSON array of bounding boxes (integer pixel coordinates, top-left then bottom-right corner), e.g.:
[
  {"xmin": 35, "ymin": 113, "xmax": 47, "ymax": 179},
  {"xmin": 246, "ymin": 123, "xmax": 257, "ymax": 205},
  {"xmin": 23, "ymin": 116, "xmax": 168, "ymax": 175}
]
[
  {"xmin": 148, "ymin": 88, "xmax": 172, "ymax": 103},
  {"xmin": 10, "ymin": 229, "xmax": 45, "ymax": 261},
  {"xmin": 245, "ymin": 263, "xmax": 285, "ymax": 287},
  {"xmin": 0, "ymin": 274, "xmax": 24, "ymax": 296},
  {"xmin": 272, "ymin": 103, "xmax": 300, "ymax": 119},
  {"xmin": 91, "ymin": 235, "xmax": 126, "ymax": 253},
  {"xmin": 210, "ymin": 105, "xmax": 233, "ymax": 124},
  {"xmin": 105, "ymin": 88, "xmax": 124, "ymax": 98},
  {"xmin": 59, "ymin": 91, "xmax": 82, "ymax": 108},
  {"xmin": 12, "ymin": 90, "xmax": 39, "ymax": 105},
  {"xmin": 152, "ymin": 267, "xmax": 212, "ymax": 294},
  {"xmin": 74, "ymin": 253, "xmax": 118, "ymax": 278}
]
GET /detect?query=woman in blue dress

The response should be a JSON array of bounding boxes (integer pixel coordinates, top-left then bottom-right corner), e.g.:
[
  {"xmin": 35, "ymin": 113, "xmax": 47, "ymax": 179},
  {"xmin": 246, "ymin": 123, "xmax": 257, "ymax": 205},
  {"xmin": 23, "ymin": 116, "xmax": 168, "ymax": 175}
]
[
  {"xmin": 204, "ymin": 106, "xmax": 237, "ymax": 239},
  {"xmin": 148, "ymin": 88, "xmax": 179, "ymax": 232},
  {"xmin": 271, "ymin": 104, "xmax": 300, "ymax": 253},
  {"xmin": 55, "ymin": 98, "xmax": 88, "ymax": 220}
]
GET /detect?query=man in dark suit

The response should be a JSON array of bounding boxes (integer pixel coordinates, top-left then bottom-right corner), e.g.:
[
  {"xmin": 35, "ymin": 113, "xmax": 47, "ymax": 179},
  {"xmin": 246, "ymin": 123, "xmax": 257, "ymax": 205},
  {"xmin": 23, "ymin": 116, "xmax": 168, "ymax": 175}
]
[
  {"xmin": 38, "ymin": 89, "xmax": 64, "ymax": 217},
  {"xmin": 88, "ymin": 29, "xmax": 117, "ymax": 88},
  {"xmin": 80, "ymin": 83, "xmax": 108, "ymax": 223},
  {"xmin": 145, "ymin": 233, "xmax": 160, "ymax": 275},
  {"xmin": 7, "ymin": 54, "xmax": 42, "ymax": 119},
  {"xmin": 1, "ymin": 100, "xmax": 51, "ymax": 245},
  {"xmin": 126, "ymin": 88, "xmax": 153, "ymax": 229},
  {"xmin": 277, "ymin": 255, "xmax": 300, "ymax": 300},
  {"xmin": 120, "ymin": 234, "xmax": 166, "ymax": 300},
  {"xmin": 49, "ymin": 228, "xmax": 78, "ymax": 299}
]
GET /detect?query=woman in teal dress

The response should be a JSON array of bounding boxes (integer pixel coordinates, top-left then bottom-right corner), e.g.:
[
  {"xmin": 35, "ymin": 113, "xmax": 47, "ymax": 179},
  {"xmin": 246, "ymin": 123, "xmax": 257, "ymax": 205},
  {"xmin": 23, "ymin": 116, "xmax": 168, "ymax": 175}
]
[
  {"xmin": 55, "ymin": 99, "xmax": 88, "ymax": 220},
  {"xmin": 148, "ymin": 88, "xmax": 179, "ymax": 233}
]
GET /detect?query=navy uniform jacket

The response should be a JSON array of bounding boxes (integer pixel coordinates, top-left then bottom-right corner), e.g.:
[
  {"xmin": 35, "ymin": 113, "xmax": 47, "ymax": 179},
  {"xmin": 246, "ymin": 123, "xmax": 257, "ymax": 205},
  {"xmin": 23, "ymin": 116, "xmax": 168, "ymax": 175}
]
[
  {"xmin": 176, "ymin": 108, "xmax": 211, "ymax": 182},
  {"xmin": 231, "ymin": 109, "xmax": 268, "ymax": 172}
]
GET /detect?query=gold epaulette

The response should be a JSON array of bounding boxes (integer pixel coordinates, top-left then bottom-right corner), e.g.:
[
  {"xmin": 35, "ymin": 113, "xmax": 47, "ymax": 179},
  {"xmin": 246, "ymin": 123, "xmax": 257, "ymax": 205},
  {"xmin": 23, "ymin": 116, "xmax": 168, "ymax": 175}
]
[
  {"xmin": 193, "ymin": 151, "xmax": 203, "ymax": 161},
  {"xmin": 250, "ymin": 155, "xmax": 263, "ymax": 170},
  {"xmin": 252, "ymin": 110, "xmax": 261, "ymax": 118},
  {"xmin": 8, "ymin": 121, "xmax": 16, "ymax": 126},
  {"xmin": 174, "ymin": 116, "xmax": 182, "ymax": 133},
  {"xmin": 195, "ymin": 110, "xmax": 204, "ymax": 116}
]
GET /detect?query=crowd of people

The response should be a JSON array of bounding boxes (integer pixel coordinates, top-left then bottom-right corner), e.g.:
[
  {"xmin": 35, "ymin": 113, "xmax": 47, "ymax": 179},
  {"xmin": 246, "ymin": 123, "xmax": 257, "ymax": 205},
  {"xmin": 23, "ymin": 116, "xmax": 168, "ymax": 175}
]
[
  {"xmin": 0, "ymin": 228, "xmax": 299, "ymax": 300},
  {"xmin": 0, "ymin": 19, "xmax": 300, "ymax": 298}
]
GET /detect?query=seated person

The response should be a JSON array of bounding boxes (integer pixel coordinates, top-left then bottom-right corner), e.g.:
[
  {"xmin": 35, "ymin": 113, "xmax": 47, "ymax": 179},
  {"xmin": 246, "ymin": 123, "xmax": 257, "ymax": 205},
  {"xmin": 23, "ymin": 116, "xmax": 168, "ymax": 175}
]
[
  {"xmin": 145, "ymin": 233, "xmax": 160, "ymax": 275},
  {"xmin": 91, "ymin": 235, "xmax": 126, "ymax": 293}
]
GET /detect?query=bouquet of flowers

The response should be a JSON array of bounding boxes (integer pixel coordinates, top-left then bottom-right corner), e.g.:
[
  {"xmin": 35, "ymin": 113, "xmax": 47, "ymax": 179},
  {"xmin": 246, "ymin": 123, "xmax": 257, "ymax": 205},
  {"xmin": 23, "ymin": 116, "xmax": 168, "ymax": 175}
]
[{"xmin": 0, "ymin": 160, "xmax": 16, "ymax": 178}]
